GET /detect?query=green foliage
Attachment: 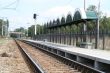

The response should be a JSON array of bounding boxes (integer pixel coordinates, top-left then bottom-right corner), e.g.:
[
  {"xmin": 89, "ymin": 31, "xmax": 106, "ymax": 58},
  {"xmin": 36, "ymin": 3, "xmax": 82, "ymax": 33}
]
[
  {"xmin": 87, "ymin": 5, "xmax": 102, "ymax": 18},
  {"xmin": 14, "ymin": 27, "xmax": 27, "ymax": 37},
  {"xmin": 0, "ymin": 19, "xmax": 3, "ymax": 35},
  {"xmin": 36, "ymin": 24, "xmax": 44, "ymax": 34},
  {"xmin": 28, "ymin": 25, "xmax": 35, "ymax": 37},
  {"xmin": 0, "ymin": 19, "xmax": 9, "ymax": 36},
  {"xmin": 14, "ymin": 27, "xmax": 24, "ymax": 32},
  {"xmin": 87, "ymin": 21, "xmax": 96, "ymax": 31},
  {"xmin": 87, "ymin": 5, "xmax": 97, "ymax": 12},
  {"xmin": 71, "ymin": 25, "xmax": 77, "ymax": 33},
  {"xmin": 100, "ymin": 16, "xmax": 110, "ymax": 30},
  {"xmin": 28, "ymin": 24, "xmax": 47, "ymax": 37}
]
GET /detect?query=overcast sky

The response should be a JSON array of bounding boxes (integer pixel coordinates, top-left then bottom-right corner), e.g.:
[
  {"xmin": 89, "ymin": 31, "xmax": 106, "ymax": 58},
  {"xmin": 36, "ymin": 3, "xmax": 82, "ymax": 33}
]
[{"xmin": 0, "ymin": 0, "xmax": 109, "ymax": 31}]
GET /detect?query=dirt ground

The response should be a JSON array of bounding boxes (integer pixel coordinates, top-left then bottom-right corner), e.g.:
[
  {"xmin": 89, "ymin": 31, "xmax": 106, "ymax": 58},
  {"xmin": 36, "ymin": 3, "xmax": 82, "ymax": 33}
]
[{"xmin": 0, "ymin": 38, "xmax": 31, "ymax": 73}]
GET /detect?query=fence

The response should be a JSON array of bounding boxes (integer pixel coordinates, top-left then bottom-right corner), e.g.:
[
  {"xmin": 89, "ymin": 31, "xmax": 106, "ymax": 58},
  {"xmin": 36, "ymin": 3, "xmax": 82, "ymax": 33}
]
[{"xmin": 35, "ymin": 30, "xmax": 110, "ymax": 50}]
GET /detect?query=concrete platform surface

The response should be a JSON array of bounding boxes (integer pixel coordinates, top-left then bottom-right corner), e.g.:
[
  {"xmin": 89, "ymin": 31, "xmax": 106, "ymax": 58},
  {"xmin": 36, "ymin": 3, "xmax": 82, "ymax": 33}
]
[{"xmin": 28, "ymin": 40, "xmax": 110, "ymax": 64}]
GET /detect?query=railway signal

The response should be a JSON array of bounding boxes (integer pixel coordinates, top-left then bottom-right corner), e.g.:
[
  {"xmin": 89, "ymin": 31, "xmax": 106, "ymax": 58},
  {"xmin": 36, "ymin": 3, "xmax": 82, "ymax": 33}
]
[{"xmin": 33, "ymin": 13, "xmax": 38, "ymax": 36}]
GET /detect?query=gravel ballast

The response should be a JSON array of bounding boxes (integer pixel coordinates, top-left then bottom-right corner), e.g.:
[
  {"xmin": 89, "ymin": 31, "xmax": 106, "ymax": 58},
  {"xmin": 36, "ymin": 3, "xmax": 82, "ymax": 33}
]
[{"xmin": 0, "ymin": 39, "xmax": 32, "ymax": 73}]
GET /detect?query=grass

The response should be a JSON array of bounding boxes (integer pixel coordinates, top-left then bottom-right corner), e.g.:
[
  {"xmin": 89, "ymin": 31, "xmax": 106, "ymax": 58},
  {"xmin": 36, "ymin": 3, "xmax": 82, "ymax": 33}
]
[{"xmin": 0, "ymin": 38, "xmax": 9, "ymax": 45}]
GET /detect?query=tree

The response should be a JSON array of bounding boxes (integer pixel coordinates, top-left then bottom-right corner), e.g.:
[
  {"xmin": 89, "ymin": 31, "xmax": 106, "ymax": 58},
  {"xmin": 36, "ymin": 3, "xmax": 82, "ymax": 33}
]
[
  {"xmin": 0, "ymin": 19, "xmax": 3, "ymax": 35},
  {"xmin": 0, "ymin": 19, "xmax": 9, "ymax": 36},
  {"xmin": 87, "ymin": 5, "xmax": 110, "ymax": 31},
  {"xmin": 100, "ymin": 16, "xmax": 110, "ymax": 30},
  {"xmin": 87, "ymin": 5, "xmax": 97, "ymax": 12},
  {"xmin": 86, "ymin": 5, "xmax": 98, "ymax": 31},
  {"xmin": 28, "ymin": 25, "xmax": 35, "ymax": 38},
  {"xmin": 14, "ymin": 27, "xmax": 25, "ymax": 32},
  {"xmin": 28, "ymin": 24, "xmax": 45, "ymax": 38}
]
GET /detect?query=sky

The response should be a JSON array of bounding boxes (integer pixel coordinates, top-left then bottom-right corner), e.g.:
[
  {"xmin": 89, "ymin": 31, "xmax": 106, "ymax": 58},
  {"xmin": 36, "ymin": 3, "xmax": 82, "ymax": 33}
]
[{"xmin": 0, "ymin": 0, "xmax": 110, "ymax": 31}]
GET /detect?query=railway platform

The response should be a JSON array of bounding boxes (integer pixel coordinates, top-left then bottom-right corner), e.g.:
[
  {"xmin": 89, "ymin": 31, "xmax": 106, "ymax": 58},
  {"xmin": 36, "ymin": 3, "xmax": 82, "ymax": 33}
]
[{"xmin": 24, "ymin": 39, "xmax": 110, "ymax": 73}]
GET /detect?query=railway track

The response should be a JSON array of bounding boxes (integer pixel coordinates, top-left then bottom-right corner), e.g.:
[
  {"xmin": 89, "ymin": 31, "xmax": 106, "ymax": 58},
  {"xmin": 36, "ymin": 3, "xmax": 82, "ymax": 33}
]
[{"xmin": 15, "ymin": 39, "xmax": 104, "ymax": 73}]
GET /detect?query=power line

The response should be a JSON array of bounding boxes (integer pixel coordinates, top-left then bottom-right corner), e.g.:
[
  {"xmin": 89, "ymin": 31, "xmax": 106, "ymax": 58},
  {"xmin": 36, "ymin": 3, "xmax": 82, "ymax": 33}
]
[
  {"xmin": 64, "ymin": 0, "xmax": 72, "ymax": 6},
  {"xmin": 0, "ymin": 0, "xmax": 19, "ymax": 10}
]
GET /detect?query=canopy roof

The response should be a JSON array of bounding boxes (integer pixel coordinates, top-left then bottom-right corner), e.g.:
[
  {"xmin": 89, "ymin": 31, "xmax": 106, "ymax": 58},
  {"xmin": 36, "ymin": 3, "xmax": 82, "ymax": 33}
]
[
  {"xmin": 73, "ymin": 8, "xmax": 98, "ymax": 21},
  {"xmin": 46, "ymin": 8, "xmax": 98, "ymax": 28}
]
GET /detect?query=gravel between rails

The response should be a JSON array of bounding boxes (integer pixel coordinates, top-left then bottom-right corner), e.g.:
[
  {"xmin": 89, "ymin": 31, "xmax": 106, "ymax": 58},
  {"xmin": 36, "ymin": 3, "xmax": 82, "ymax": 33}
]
[
  {"xmin": 17, "ymin": 41, "xmax": 81, "ymax": 73},
  {"xmin": 0, "ymin": 39, "xmax": 32, "ymax": 73}
]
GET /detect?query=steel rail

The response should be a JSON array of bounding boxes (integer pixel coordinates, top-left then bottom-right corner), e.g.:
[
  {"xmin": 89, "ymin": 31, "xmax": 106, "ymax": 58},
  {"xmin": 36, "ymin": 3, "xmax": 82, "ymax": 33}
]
[{"xmin": 15, "ymin": 40, "xmax": 45, "ymax": 73}]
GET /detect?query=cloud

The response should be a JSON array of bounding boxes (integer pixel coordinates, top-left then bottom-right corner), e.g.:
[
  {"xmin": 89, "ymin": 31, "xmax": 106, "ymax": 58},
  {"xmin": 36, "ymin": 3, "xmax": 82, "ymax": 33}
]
[
  {"xmin": 43, "ymin": 5, "xmax": 74, "ymax": 16},
  {"xmin": 103, "ymin": 10, "xmax": 110, "ymax": 17},
  {"xmin": 9, "ymin": 15, "xmax": 34, "ymax": 31},
  {"xmin": 39, "ymin": 5, "xmax": 75, "ymax": 22}
]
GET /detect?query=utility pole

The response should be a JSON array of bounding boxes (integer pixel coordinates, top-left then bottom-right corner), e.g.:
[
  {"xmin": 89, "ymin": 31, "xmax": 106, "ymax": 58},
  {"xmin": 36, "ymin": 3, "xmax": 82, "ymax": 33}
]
[
  {"xmin": 97, "ymin": 0, "xmax": 100, "ymax": 48},
  {"xmin": 84, "ymin": 0, "xmax": 86, "ymax": 10},
  {"xmin": 2, "ymin": 20, "xmax": 4, "ymax": 36},
  {"xmin": 7, "ymin": 20, "xmax": 9, "ymax": 38},
  {"xmin": 26, "ymin": 26, "xmax": 28, "ymax": 38},
  {"xmin": 83, "ymin": 0, "xmax": 87, "ymax": 42}
]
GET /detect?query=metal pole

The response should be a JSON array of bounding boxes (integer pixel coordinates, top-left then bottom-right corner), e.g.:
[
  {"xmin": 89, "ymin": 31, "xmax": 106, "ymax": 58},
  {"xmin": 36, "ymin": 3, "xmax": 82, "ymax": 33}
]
[
  {"xmin": 83, "ymin": 0, "xmax": 87, "ymax": 43},
  {"xmin": 5, "ymin": 24, "xmax": 7, "ymax": 37},
  {"xmin": 2, "ymin": 20, "xmax": 4, "ymax": 36},
  {"xmin": 33, "ymin": 13, "xmax": 38, "ymax": 39},
  {"xmin": 84, "ymin": 0, "xmax": 86, "ymax": 10},
  {"xmin": 5, "ymin": 19, "xmax": 8, "ymax": 38},
  {"xmin": 27, "ymin": 28, "xmax": 28, "ymax": 37},
  {"xmin": 96, "ymin": 0, "xmax": 100, "ymax": 49},
  {"xmin": 34, "ymin": 19, "xmax": 37, "ymax": 35}
]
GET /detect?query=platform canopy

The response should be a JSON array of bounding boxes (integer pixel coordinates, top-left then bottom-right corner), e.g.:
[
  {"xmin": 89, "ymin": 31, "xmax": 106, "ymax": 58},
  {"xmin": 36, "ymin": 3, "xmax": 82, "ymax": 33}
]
[
  {"xmin": 46, "ymin": 8, "xmax": 98, "ymax": 28},
  {"xmin": 73, "ymin": 8, "xmax": 98, "ymax": 21}
]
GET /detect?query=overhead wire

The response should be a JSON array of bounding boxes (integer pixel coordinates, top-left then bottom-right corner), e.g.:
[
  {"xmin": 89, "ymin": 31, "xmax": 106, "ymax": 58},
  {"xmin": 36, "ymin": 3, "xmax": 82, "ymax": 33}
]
[{"xmin": 0, "ymin": 0, "xmax": 19, "ymax": 10}]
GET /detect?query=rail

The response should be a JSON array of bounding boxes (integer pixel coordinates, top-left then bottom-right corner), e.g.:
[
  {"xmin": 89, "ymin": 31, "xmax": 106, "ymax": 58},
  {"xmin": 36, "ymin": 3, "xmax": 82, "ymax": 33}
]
[
  {"xmin": 22, "ymin": 39, "xmax": 104, "ymax": 73},
  {"xmin": 15, "ymin": 40, "xmax": 45, "ymax": 73}
]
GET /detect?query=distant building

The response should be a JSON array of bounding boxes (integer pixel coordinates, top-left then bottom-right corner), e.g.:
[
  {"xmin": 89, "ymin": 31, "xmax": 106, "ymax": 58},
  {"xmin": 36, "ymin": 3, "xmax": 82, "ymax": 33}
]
[{"xmin": 10, "ymin": 32, "xmax": 25, "ymax": 38}]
